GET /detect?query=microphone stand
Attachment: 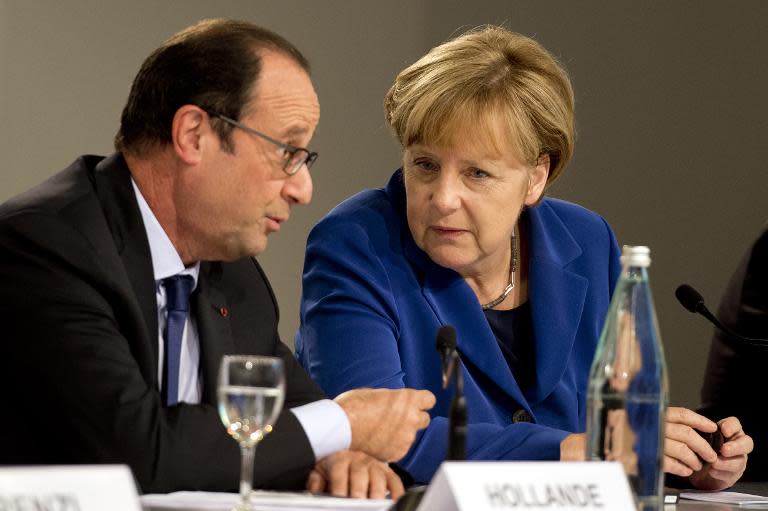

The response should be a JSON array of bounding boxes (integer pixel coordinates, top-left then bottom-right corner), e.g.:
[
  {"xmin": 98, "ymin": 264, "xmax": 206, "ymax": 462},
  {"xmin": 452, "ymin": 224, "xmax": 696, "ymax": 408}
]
[{"xmin": 391, "ymin": 338, "xmax": 466, "ymax": 511}]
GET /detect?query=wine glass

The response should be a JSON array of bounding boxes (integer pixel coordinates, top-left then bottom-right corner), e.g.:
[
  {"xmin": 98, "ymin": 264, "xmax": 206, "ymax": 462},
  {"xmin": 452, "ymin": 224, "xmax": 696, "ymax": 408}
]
[{"xmin": 218, "ymin": 355, "xmax": 285, "ymax": 511}]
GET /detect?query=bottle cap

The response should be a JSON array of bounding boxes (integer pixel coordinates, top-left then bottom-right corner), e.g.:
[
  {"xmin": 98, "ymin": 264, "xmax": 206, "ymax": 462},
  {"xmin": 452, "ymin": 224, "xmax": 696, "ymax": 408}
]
[{"xmin": 620, "ymin": 245, "xmax": 651, "ymax": 267}]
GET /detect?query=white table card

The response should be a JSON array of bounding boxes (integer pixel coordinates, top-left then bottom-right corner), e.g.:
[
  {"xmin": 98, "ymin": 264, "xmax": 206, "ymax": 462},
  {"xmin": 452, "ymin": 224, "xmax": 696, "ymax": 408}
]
[
  {"xmin": 416, "ymin": 461, "xmax": 635, "ymax": 511},
  {"xmin": 0, "ymin": 465, "xmax": 141, "ymax": 511}
]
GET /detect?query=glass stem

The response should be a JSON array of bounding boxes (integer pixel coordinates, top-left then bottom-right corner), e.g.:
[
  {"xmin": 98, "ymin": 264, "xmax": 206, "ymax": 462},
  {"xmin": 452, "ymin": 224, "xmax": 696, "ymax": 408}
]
[{"xmin": 239, "ymin": 443, "xmax": 256, "ymax": 507}]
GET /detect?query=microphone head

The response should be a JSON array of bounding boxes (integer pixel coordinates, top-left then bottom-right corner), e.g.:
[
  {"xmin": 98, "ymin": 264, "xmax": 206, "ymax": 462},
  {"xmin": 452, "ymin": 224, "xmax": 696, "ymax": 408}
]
[
  {"xmin": 436, "ymin": 325, "xmax": 457, "ymax": 353},
  {"xmin": 675, "ymin": 284, "xmax": 705, "ymax": 314}
]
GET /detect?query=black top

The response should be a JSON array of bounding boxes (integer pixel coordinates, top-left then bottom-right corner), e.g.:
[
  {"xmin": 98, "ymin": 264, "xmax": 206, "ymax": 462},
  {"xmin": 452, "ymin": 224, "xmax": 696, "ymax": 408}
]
[
  {"xmin": 484, "ymin": 302, "xmax": 536, "ymax": 391},
  {"xmin": 699, "ymin": 222, "xmax": 768, "ymax": 481}
]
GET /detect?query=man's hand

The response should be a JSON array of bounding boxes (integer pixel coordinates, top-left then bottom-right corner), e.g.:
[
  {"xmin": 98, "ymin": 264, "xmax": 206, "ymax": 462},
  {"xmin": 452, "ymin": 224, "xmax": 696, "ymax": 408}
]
[
  {"xmin": 306, "ymin": 450, "xmax": 405, "ymax": 500},
  {"xmin": 334, "ymin": 388, "xmax": 435, "ymax": 462},
  {"xmin": 664, "ymin": 407, "xmax": 720, "ymax": 477},
  {"xmin": 560, "ymin": 433, "xmax": 587, "ymax": 461},
  {"xmin": 688, "ymin": 416, "xmax": 753, "ymax": 491}
]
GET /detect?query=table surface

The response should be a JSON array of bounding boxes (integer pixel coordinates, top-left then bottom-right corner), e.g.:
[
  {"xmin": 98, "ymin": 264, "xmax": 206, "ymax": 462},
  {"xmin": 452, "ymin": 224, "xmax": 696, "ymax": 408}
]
[
  {"xmin": 669, "ymin": 482, "xmax": 768, "ymax": 510},
  {"xmin": 140, "ymin": 482, "xmax": 768, "ymax": 511}
]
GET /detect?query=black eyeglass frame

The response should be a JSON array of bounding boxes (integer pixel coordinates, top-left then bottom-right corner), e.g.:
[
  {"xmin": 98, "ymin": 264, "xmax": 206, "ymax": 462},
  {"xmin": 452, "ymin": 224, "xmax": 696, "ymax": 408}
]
[{"xmin": 208, "ymin": 112, "xmax": 318, "ymax": 176}]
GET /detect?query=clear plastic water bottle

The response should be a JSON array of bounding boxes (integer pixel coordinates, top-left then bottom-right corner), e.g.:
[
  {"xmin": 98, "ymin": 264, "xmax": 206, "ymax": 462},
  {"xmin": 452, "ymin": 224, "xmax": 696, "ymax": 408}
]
[{"xmin": 586, "ymin": 246, "xmax": 669, "ymax": 511}]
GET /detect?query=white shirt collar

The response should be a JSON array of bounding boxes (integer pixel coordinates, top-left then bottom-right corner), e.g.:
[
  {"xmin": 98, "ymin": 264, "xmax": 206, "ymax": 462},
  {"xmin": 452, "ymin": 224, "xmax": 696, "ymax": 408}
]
[{"xmin": 131, "ymin": 178, "xmax": 200, "ymax": 286}]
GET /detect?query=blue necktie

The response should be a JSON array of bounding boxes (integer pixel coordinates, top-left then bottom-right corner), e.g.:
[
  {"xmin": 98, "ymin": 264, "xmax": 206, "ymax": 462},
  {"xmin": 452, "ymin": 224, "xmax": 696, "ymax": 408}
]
[{"xmin": 162, "ymin": 275, "xmax": 194, "ymax": 406}]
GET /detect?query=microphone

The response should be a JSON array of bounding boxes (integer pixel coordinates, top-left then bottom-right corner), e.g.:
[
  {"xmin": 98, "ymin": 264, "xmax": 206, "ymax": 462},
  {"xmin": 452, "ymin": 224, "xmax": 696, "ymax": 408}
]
[
  {"xmin": 391, "ymin": 325, "xmax": 465, "ymax": 511},
  {"xmin": 675, "ymin": 284, "xmax": 768, "ymax": 347}
]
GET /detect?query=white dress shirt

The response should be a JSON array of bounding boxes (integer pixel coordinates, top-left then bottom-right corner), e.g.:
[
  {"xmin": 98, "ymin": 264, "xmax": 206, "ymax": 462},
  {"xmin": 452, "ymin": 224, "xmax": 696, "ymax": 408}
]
[{"xmin": 131, "ymin": 179, "xmax": 350, "ymax": 461}]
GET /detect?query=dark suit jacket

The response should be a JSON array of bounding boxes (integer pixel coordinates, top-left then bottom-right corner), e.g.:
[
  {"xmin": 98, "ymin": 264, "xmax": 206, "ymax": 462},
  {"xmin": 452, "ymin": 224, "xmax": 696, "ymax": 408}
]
[
  {"xmin": 700, "ymin": 223, "xmax": 768, "ymax": 481},
  {"xmin": 0, "ymin": 154, "xmax": 325, "ymax": 493},
  {"xmin": 296, "ymin": 169, "xmax": 621, "ymax": 483}
]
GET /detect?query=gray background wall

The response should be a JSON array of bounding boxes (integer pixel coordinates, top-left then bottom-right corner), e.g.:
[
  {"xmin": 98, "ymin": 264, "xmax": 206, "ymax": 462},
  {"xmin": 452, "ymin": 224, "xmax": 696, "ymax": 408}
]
[{"xmin": 1, "ymin": 1, "xmax": 765, "ymax": 409}]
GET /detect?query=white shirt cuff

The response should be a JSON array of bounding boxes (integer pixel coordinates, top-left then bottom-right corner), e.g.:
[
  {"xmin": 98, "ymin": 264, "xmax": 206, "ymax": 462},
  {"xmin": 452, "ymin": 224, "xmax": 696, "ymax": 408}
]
[{"xmin": 290, "ymin": 399, "xmax": 352, "ymax": 461}]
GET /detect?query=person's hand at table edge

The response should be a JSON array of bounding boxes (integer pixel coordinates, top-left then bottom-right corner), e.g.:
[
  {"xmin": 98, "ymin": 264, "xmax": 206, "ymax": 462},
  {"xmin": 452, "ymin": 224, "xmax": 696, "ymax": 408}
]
[
  {"xmin": 686, "ymin": 415, "xmax": 753, "ymax": 491},
  {"xmin": 306, "ymin": 450, "xmax": 405, "ymax": 500}
]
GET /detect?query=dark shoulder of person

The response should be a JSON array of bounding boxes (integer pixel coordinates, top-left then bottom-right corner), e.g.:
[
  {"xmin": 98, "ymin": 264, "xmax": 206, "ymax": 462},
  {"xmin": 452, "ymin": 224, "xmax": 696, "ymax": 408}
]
[{"xmin": 700, "ymin": 223, "xmax": 768, "ymax": 481}]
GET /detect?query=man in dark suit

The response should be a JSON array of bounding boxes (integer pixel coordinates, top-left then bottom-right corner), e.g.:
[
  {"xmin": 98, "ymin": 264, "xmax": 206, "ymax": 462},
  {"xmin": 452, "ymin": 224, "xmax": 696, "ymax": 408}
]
[
  {"xmin": 0, "ymin": 19, "xmax": 434, "ymax": 497},
  {"xmin": 700, "ymin": 223, "xmax": 768, "ymax": 481}
]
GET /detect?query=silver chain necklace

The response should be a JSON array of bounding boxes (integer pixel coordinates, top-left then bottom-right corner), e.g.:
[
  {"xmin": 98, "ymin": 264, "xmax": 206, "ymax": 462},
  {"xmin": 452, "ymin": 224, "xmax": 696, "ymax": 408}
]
[{"xmin": 480, "ymin": 230, "xmax": 519, "ymax": 310}]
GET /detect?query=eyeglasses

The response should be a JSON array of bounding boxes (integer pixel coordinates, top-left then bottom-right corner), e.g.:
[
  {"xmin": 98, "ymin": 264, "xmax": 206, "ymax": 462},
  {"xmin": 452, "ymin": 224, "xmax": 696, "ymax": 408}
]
[{"xmin": 208, "ymin": 113, "xmax": 318, "ymax": 176}]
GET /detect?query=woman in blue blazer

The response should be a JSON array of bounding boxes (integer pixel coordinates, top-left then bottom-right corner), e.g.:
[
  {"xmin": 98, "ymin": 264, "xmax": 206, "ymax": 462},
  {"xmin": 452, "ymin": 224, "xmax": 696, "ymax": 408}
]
[{"xmin": 296, "ymin": 26, "xmax": 751, "ymax": 488}]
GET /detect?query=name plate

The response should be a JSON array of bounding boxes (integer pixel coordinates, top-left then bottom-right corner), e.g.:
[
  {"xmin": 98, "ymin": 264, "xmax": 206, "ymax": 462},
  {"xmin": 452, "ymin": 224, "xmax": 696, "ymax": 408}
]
[
  {"xmin": 0, "ymin": 465, "xmax": 141, "ymax": 511},
  {"xmin": 417, "ymin": 461, "xmax": 635, "ymax": 510}
]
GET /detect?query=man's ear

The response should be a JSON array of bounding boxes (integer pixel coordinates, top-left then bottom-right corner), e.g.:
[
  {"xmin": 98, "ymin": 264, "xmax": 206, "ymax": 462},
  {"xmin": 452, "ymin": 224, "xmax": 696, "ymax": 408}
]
[
  {"xmin": 171, "ymin": 105, "xmax": 207, "ymax": 165},
  {"xmin": 524, "ymin": 153, "xmax": 550, "ymax": 206}
]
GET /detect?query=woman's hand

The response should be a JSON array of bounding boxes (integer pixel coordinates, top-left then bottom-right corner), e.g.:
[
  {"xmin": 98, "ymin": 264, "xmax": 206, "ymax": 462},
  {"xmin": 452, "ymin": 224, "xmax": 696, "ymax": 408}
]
[
  {"xmin": 664, "ymin": 407, "xmax": 753, "ymax": 490},
  {"xmin": 560, "ymin": 433, "xmax": 587, "ymax": 461}
]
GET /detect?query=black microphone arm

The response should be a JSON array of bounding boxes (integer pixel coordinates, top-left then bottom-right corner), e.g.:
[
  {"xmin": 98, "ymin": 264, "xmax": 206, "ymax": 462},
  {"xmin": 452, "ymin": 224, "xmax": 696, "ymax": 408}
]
[
  {"xmin": 675, "ymin": 284, "xmax": 768, "ymax": 347},
  {"xmin": 447, "ymin": 353, "xmax": 467, "ymax": 461},
  {"xmin": 436, "ymin": 325, "xmax": 466, "ymax": 460}
]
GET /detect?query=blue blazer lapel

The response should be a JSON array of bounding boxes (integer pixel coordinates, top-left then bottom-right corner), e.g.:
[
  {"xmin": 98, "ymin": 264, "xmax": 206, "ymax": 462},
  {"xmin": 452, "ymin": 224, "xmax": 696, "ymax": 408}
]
[
  {"xmin": 526, "ymin": 203, "xmax": 588, "ymax": 404},
  {"xmin": 401, "ymin": 197, "xmax": 591, "ymax": 414},
  {"xmin": 408, "ymin": 238, "xmax": 531, "ymax": 414},
  {"xmin": 392, "ymin": 165, "xmax": 530, "ymax": 414}
]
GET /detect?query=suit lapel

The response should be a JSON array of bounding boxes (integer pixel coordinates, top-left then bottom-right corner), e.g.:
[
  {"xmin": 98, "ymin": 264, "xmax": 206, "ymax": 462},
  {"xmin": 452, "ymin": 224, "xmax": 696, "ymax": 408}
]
[
  {"xmin": 195, "ymin": 262, "xmax": 234, "ymax": 405},
  {"xmin": 90, "ymin": 154, "xmax": 160, "ymax": 381},
  {"xmin": 526, "ymin": 203, "xmax": 588, "ymax": 404},
  {"xmin": 89, "ymin": 155, "xmax": 238, "ymax": 403}
]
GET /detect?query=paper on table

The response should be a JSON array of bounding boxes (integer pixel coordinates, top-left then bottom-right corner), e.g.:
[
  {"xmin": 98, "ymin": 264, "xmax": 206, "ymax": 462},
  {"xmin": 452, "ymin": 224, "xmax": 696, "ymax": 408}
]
[
  {"xmin": 140, "ymin": 490, "xmax": 391, "ymax": 511},
  {"xmin": 679, "ymin": 491, "xmax": 768, "ymax": 507}
]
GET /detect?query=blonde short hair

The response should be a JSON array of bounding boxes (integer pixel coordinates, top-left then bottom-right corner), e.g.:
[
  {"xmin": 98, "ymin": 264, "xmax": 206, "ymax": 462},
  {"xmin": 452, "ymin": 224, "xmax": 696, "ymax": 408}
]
[{"xmin": 384, "ymin": 26, "xmax": 575, "ymax": 186}]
